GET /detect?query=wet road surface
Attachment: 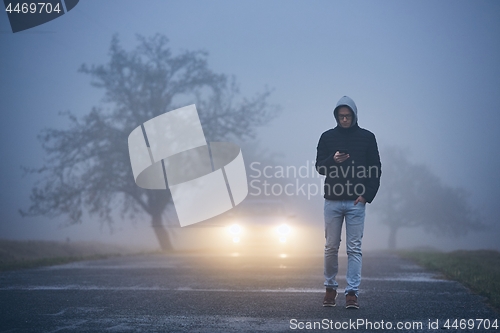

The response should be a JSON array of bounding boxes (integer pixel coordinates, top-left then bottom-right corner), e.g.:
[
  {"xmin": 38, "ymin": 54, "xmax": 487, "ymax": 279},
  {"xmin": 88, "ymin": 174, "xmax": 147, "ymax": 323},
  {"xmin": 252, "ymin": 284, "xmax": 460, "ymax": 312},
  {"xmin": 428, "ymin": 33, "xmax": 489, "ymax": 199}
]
[{"xmin": 0, "ymin": 252, "xmax": 498, "ymax": 332}]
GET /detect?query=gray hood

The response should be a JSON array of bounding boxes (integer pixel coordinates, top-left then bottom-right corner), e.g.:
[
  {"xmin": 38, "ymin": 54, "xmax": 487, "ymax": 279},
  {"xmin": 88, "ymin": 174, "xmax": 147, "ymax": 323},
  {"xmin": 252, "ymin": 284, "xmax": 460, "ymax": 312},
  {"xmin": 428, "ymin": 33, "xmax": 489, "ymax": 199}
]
[{"xmin": 333, "ymin": 96, "xmax": 358, "ymax": 128}]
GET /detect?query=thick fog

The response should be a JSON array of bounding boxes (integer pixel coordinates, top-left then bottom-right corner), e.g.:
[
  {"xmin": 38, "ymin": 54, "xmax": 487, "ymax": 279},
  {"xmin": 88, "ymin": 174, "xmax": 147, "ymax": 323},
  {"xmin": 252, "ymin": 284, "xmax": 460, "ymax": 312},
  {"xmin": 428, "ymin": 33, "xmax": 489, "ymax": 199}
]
[{"xmin": 1, "ymin": 1, "xmax": 499, "ymax": 251}]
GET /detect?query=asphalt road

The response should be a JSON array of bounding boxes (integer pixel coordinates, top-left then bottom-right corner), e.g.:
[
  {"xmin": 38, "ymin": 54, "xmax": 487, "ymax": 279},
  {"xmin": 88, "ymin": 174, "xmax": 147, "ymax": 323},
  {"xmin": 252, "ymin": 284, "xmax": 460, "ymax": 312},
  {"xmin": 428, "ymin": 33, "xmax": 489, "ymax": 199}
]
[{"xmin": 0, "ymin": 251, "xmax": 498, "ymax": 332}]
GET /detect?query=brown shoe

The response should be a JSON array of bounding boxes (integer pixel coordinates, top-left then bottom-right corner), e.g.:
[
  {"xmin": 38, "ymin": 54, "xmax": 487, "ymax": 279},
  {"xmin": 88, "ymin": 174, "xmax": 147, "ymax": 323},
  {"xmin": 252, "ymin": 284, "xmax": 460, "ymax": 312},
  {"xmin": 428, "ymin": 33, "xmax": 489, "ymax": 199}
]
[
  {"xmin": 323, "ymin": 289, "xmax": 337, "ymax": 307},
  {"xmin": 345, "ymin": 290, "xmax": 359, "ymax": 309}
]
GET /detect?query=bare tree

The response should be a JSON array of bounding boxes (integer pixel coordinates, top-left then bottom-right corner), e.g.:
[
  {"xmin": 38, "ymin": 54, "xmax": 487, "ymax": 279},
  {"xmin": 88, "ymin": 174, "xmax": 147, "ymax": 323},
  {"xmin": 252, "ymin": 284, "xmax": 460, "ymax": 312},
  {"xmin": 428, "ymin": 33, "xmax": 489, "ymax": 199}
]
[
  {"xmin": 20, "ymin": 34, "xmax": 277, "ymax": 252},
  {"xmin": 372, "ymin": 147, "xmax": 485, "ymax": 249}
]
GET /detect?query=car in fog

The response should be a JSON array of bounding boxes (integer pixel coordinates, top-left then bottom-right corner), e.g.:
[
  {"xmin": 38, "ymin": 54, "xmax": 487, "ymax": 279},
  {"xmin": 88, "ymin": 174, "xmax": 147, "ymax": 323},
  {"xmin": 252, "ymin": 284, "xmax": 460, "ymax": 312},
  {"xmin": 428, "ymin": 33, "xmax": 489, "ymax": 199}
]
[
  {"xmin": 171, "ymin": 199, "xmax": 320, "ymax": 256},
  {"xmin": 222, "ymin": 199, "xmax": 295, "ymax": 253}
]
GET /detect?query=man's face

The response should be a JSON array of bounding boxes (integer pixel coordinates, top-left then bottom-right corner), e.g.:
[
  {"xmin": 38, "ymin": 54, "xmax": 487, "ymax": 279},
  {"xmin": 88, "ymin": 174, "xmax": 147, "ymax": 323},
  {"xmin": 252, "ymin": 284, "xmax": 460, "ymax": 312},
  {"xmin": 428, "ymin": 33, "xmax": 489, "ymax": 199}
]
[{"xmin": 337, "ymin": 106, "xmax": 353, "ymax": 128}]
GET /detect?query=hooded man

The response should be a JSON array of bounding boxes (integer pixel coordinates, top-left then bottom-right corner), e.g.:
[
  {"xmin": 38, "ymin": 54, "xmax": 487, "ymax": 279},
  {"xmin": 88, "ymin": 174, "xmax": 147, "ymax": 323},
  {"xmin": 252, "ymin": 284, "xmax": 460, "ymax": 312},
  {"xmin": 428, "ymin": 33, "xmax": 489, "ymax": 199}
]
[{"xmin": 315, "ymin": 96, "xmax": 381, "ymax": 309}]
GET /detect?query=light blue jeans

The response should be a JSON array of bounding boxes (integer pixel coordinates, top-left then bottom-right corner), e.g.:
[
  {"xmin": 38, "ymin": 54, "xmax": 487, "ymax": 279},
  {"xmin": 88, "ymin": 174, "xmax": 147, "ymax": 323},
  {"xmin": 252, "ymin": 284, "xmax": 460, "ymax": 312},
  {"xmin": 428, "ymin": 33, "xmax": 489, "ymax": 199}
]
[{"xmin": 324, "ymin": 199, "xmax": 365, "ymax": 297}]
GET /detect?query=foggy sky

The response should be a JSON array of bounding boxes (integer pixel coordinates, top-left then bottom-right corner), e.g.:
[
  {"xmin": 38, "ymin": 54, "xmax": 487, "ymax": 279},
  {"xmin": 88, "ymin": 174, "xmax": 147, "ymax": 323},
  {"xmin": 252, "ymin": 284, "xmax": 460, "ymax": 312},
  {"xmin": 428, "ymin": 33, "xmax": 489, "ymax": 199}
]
[{"xmin": 1, "ymin": 0, "xmax": 499, "ymax": 250}]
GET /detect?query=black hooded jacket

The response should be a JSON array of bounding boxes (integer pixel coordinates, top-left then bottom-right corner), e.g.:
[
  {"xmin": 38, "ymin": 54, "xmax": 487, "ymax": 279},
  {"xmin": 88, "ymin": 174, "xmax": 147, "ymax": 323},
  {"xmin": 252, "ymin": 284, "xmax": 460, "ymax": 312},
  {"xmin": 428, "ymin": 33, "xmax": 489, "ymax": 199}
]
[{"xmin": 315, "ymin": 97, "xmax": 381, "ymax": 203}]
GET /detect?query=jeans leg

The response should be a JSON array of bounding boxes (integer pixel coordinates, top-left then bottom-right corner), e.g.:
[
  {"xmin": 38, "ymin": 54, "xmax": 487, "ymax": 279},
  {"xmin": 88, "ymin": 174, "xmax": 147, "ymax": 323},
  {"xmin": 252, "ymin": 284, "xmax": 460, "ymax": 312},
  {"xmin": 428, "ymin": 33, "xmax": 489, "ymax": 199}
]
[
  {"xmin": 324, "ymin": 200, "xmax": 343, "ymax": 290},
  {"xmin": 344, "ymin": 201, "xmax": 365, "ymax": 296}
]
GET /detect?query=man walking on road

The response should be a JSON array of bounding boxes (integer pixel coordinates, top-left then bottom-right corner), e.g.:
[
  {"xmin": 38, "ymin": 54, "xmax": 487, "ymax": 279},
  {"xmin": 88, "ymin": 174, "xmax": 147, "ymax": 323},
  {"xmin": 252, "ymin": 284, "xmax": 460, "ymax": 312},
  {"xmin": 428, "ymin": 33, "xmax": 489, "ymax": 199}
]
[{"xmin": 315, "ymin": 96, "xmax": 381, "ymax": 309}]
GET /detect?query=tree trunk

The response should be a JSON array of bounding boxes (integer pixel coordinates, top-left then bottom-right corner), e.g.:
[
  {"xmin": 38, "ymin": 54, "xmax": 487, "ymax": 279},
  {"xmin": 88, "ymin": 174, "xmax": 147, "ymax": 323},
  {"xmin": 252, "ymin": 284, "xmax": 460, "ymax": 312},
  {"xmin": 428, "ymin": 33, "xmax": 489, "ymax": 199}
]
[
  {"xmin": 387, "ymin": 226, "xmax": 398, "ymax": 250},
  {"xmin": 151, "ymin": 213, "xmax": 174, "ymax": 253}
]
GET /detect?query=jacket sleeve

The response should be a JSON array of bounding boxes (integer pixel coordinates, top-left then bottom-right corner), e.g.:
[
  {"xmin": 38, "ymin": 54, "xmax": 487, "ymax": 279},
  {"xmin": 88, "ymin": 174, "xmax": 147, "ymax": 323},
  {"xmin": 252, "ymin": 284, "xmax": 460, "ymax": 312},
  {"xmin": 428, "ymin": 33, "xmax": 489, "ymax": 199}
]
[
  {"xmin": 315, "ymin": 133, "xmax": 335, "ymax": 176},
  {"xmin": 362, "ymin": 133, "xmax": 381, "ymax": 203}
]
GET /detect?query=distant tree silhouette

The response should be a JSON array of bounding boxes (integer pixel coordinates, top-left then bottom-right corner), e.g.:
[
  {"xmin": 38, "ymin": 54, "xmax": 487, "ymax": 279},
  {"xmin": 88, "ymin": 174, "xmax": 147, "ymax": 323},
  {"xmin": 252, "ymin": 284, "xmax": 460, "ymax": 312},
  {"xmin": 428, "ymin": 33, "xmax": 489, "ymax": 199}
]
[
  {"xmin": 373, "ymin": 147, "xmax": 485, "ymax": 249},
  {"xmin": 21, "ymin": 34, "xmax": 277, "ymax": 252}
]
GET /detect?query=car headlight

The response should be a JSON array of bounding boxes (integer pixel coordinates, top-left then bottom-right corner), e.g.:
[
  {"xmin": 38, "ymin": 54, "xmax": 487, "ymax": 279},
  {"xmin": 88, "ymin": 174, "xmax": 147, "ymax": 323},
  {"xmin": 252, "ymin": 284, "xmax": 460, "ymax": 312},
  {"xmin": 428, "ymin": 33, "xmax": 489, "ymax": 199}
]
[
  {"xmin": 228, "ymin": 224, "xmax": 242, "ymax": 243},
  {"xmin": 277, "ymin": 224, "xmax": 291, "ymax": 243},
  {"xmin": 228, "ymin": 223, "xmax": 242, "ymax": 235},
  {"xmin": 277, "ymin": 223, "xmax": 291, "ymax": 236}
]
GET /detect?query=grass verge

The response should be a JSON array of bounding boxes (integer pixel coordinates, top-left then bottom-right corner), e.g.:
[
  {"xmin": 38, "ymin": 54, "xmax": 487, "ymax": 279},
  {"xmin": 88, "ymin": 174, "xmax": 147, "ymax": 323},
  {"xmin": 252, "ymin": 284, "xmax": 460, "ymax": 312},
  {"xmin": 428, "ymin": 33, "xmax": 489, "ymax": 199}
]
[
  {"xmin": 400, "ymin": 250, "xmax": 500, "ymax": 311},
  {"xmin": 0, "ymin": 239, "xmax": 139, "ymax": 272},
  {"xmin": 0, "ymin": 254, "xmax": 116, "ymax": 271}
]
